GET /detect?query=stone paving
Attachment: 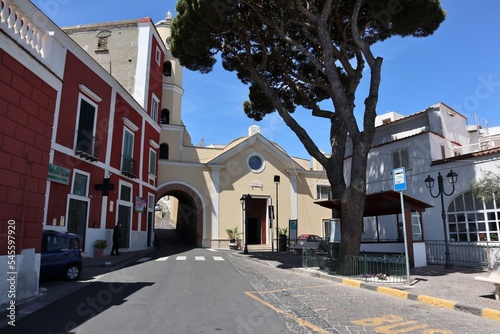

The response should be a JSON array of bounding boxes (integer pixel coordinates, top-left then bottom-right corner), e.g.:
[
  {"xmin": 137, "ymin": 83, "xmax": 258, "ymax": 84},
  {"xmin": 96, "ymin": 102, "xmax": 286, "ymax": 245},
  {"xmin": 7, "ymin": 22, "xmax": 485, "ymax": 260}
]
[
  {"xmin": 237, "ymin": 250, "xmax": 500, "ymax": 314},
  {"xmin": 4, "ymin": 245, "xmax": 500, "ymax": 333},
  {"xmin": 231, "ymin": 251, "xmax": 500, "ymax": 333}
]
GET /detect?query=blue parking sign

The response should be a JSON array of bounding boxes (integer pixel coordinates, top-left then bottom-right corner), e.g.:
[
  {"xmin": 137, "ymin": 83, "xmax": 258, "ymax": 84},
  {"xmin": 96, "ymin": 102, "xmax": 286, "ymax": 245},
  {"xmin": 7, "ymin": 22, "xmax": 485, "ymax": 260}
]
[{"xmin": 393, "ymin": 167, "xmax": 407, "ymax": 191}]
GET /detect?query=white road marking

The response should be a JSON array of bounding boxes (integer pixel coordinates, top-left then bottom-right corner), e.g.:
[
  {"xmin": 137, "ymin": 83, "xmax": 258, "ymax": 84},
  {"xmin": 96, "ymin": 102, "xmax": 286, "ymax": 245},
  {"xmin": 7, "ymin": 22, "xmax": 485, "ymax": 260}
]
[
  {"xmin": 136, "ymin": 257, "xmax": 151, "ymax": 262},
  {"xmin": 152, "ymin": 256, "xmax": 224, "ymax": 261}
]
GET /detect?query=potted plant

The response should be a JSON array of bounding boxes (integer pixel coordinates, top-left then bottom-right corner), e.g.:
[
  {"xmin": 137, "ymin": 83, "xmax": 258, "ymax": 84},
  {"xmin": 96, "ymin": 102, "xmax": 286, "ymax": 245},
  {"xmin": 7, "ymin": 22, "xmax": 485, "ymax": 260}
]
[
  {"xmin": 225, "ymin": 227, "xmax": 240, "ymax": 243},
  {"xmin": 93, "ymin": 239, "xmax": 108, "ymax": 257},
  {"xmin": 278, "ymin": 227, "xmax": 288, "ymax": 252},
  {"xmin": 225, "ymin": 227, "xmax": 241, "ymax": 249}
]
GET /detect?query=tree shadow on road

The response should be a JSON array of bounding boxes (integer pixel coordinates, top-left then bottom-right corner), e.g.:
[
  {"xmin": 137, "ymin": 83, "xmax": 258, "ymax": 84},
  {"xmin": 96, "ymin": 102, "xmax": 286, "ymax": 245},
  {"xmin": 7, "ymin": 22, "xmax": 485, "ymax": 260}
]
[{"xmin": 239, "ymin": 251, "xmax": 303, "ymax": 269}]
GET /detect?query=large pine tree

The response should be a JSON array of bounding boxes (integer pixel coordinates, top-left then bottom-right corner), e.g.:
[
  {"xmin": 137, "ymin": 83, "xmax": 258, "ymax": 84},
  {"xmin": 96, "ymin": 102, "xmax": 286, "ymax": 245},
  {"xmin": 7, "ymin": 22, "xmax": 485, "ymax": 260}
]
[{"xmin": 170, "ymin": 0, "xmax": 446, "ymax": 267}]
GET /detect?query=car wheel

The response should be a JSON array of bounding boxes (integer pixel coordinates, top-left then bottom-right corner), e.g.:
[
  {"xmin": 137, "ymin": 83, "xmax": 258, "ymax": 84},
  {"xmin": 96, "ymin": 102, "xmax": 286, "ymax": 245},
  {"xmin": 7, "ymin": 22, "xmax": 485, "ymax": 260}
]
[{"xmin": 65, "ymin": 264, "xmax": 81, "ymax": 280}]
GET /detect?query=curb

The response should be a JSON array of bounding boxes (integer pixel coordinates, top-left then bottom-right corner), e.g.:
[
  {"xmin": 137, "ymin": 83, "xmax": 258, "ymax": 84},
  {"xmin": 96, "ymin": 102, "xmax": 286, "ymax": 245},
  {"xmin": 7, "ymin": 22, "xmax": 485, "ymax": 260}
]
[
  {"xmin": 295, "ymin": 267, "xmax": 500, "ymax": 322},
  {"xmin": 84, "ymin": 248, "xmax": 157, "ymax": 269},
  {"xmin": 233, "ymin": 253, "xmax": 500, "ymax": 323}
]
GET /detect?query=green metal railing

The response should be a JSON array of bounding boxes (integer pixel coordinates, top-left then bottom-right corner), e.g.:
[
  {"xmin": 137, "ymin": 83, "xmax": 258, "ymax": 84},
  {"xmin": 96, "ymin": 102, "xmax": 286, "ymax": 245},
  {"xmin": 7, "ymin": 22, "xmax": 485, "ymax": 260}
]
[{"xmin": 302, "ymin": 250, "xmax": 407, "ymax": 283}]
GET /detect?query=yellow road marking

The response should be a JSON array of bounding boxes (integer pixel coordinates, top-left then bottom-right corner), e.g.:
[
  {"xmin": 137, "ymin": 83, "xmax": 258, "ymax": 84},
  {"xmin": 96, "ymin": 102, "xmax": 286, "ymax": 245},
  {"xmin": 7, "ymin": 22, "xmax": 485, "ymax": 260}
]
[{"xmin": 244, "ymin": 291, "xmax": 331, "ymax": 334}]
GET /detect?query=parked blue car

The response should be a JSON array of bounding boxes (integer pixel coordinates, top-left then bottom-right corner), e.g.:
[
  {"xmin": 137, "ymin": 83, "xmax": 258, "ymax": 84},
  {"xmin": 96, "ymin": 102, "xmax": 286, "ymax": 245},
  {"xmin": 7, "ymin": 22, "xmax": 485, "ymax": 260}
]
[{"xmin": 40, "ymin": 230, "xmax": 83, "ymax": 280}]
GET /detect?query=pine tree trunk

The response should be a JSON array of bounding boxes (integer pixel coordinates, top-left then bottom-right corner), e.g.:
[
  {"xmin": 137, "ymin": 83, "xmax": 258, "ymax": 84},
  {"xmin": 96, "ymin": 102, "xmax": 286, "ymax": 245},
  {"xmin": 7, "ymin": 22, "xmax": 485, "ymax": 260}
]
[{"xmin": 336, "ymin": 137, "xmax": 371, "ymax": 274}]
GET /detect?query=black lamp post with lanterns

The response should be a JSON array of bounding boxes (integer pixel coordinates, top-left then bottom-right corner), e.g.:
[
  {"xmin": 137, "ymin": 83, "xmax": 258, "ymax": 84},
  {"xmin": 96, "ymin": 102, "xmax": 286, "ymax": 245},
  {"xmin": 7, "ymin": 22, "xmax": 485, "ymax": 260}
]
[
  {"xmin": 274, "ymin": 175, "xmax": 280, "ymax": 251},
  {"xmin": 424, "ymin": 169, "xmax": 458, "ymax": 269},
  {"xmin": 240, "ymin": 194, "xmax": 252, "ymax": 254}
]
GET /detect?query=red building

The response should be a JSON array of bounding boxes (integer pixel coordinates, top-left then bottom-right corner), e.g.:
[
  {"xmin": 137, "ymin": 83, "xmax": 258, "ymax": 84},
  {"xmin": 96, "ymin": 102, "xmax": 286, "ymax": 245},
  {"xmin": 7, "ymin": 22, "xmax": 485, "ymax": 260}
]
[{"xmin": 1, "ymin": 0, "xmax": 163, "ymax": 304}]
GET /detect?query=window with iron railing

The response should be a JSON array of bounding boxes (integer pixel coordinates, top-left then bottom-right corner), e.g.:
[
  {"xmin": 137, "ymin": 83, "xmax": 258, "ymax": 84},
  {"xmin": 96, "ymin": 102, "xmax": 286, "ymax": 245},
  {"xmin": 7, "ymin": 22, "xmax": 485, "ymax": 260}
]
[
  {"xmin": 121, "ymin": 155, "xmax": 137, "ymax": 178},
  {"xmin": 75, "ymin": 98, "xmax": 99, "ymax": 161},
  {"xmin": 121, "ymin": 130, "xmax": 136, "ymax": 178}
]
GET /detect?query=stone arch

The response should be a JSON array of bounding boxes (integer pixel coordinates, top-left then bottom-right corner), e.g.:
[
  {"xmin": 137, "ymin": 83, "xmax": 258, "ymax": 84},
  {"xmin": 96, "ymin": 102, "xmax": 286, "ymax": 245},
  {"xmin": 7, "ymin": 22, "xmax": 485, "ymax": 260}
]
[{"xmin": 157, "ymin": 182, "xmax": 204, "ymax": 247}]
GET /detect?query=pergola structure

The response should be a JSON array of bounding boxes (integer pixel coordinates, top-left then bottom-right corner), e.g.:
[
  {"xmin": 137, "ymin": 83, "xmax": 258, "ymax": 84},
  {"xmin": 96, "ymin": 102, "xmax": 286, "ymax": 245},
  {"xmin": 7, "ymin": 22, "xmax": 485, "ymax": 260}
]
[{"xmin": 314, "ymin": 190, "xmax": 433, "ymax": 267}]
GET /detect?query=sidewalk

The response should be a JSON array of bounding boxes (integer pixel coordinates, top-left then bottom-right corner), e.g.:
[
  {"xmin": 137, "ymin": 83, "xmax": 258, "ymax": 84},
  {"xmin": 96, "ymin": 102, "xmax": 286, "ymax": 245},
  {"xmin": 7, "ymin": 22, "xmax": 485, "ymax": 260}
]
[
  {"xmin": 236, "ymin": 250, "xmax": 500, "ymax": 322},
  {"xmin": 82, "ymin": 248, "xmax": 155, "ymax": 269}
]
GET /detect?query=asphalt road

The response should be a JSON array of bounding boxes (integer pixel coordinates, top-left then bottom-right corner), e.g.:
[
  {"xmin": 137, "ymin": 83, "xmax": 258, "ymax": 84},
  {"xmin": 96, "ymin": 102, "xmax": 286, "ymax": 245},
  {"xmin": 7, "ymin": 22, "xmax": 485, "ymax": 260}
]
[
  {"xmin": 2, "ymin": 228, "xmax": 290, "ymax": 334},
  {"xmin": 3, "ymin": 228, "xmax": 500, "ymax": 333}
]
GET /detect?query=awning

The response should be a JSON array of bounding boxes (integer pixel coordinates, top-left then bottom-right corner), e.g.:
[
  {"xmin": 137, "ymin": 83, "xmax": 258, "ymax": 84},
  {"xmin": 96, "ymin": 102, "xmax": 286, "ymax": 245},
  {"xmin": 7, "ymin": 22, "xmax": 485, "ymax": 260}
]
[{"xmin": 314, "ymin": 190, "xmax": 433, "ymax": 216}]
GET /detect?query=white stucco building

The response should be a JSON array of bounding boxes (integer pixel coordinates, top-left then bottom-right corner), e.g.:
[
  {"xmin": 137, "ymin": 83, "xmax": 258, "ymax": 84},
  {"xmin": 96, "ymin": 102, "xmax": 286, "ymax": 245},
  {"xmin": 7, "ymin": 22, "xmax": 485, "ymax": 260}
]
[{"xmin": 352, "ymin": 104, "xmax": 500, "ymax": 266}]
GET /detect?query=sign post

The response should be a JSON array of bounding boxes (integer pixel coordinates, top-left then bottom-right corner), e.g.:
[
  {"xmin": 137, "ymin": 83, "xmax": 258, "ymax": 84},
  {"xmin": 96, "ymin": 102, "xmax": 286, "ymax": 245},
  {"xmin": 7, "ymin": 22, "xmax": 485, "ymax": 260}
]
[
  {"xmin": 269, "ymin": 205, "xmax": 274, "ymax": 252},
  {"xmin": 393, "ymin": 167, "xmax": 411, "ymax": 285}
]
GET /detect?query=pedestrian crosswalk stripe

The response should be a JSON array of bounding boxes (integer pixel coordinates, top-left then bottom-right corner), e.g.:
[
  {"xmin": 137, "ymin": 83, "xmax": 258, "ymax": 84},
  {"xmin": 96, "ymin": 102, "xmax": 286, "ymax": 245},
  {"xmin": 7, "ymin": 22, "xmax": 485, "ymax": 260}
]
[{"xmin": 151, "ymin": 256, "xmax": 225, "ymax": 262}]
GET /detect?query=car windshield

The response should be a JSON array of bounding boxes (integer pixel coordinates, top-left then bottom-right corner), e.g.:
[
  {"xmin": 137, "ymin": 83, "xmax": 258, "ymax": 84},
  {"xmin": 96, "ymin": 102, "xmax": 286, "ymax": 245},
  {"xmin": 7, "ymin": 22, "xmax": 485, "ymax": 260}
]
[{"xmin": 44, "ymin": 235, "xmax": 80, "ymax": 251}]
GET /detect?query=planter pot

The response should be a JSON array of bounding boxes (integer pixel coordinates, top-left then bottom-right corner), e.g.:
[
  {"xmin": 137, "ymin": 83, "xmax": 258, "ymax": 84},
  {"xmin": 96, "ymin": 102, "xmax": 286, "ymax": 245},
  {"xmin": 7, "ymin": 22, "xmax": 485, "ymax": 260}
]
[
  {"xmin": 279, "ymin": 235, "xmax": 287, "ymax": 252},
  {"xmin": 94, "ymin": 248, "xmax": 104, "ymax": 257}
]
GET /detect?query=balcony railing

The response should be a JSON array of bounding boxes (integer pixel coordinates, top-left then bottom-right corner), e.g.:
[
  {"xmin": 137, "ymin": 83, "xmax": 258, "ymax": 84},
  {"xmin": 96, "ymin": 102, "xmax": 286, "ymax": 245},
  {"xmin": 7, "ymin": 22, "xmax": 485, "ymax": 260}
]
[
  {"xmin": 1, "ymin": 0, "xmax": 66, "ymax": 78},
  {"xmin": 1, "ymin": 0, "xmax": 46, "ymax": 59},
  {"xmin": 121, "ymin": 155, "xmax": 137, "ymax": 178},
  {"xmin": 74, "ymin": 132, "xmax": 99, "ymax": 162}
]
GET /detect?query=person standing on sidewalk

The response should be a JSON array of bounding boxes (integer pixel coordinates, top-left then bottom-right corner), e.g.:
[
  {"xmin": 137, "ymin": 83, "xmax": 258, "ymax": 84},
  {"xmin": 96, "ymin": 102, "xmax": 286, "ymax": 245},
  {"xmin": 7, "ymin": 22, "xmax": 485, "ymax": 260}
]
[{"xmin": 111, "ymin": 221, "xmax": 122, "ymax": 255}]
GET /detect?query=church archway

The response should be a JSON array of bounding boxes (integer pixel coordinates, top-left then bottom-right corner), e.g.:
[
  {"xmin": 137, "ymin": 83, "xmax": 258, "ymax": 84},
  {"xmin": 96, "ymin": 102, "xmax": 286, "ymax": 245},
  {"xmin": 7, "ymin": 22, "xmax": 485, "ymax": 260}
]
[{"xmin": 157, "ymin": 182, "xmax": 204, "ymax": 247}]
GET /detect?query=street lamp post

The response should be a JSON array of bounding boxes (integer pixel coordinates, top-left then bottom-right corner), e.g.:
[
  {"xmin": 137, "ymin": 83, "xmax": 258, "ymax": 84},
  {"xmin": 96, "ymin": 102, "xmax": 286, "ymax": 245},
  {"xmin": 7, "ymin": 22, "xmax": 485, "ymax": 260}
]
[
  {"xmin": 274, "ymin": 175, "xmax": 280, "ymax": 252},
  {"xmin": 240, "ymin": 194, "xmax": 252, "ymax": 254},
  {"xmin": 424, "ymin": 169, "xmax": 458, "ymax": 269}
]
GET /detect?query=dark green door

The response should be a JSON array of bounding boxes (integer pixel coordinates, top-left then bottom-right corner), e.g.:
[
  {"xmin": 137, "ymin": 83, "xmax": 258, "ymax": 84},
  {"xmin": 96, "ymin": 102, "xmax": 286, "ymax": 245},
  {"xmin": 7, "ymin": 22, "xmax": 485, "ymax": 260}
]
[
  {"xmin": 67, "ymin": 199, "xmax": 88, "ymax": 250},
  {"xmin": 147, "ymin": 211, "xmax": 153, "ymax": 247},
  {"xmin": 117, "ymin": 205, "xmax": 131, "ymax": 248}
]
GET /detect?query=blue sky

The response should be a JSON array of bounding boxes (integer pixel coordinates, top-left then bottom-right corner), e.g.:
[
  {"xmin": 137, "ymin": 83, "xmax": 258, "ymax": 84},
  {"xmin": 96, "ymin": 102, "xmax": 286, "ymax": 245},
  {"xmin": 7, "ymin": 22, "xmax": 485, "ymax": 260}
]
[{"xmin": 32, "ymin": 0, "xmax": 500, "ymax": 158}]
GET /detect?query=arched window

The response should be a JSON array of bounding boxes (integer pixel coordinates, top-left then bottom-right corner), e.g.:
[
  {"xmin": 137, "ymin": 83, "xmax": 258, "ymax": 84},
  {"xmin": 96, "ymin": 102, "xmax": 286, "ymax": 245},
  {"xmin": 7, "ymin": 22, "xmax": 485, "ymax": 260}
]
[
  {"xmin": 161, "ymin": 109, "xmax": 170, "ymax": 124},
  {"xmin": 159, "ymin": 143, "xmax": 169, "ymax": 160},
  {"xmin": 447, "ymin": 191, "xmax": 500, "ymax": 242},
  {"xmin": 163, "ymin": 61, "xmax": 172, "ymax": 77}
]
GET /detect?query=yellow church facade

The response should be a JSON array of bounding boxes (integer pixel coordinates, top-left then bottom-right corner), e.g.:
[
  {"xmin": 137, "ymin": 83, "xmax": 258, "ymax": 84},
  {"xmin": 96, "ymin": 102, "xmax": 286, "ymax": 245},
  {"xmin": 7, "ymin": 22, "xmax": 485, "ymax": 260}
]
[
  {"xmin": 158, "ymin": 124, "xmax": 333, "ymax": 249},
  {"xmin": 153, "ymin": 14, "xmax": 332, "ymax": 250}
]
